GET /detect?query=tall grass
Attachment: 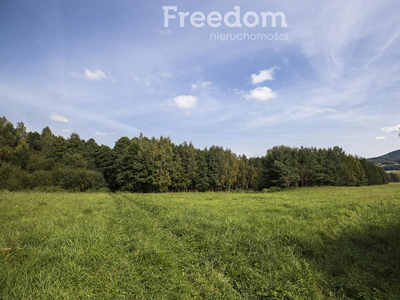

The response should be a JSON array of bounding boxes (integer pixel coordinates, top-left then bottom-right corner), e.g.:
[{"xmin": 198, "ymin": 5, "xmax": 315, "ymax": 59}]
[{"xmin": 1, "ymin": 184, "xmax": 400, "ymax": 299}]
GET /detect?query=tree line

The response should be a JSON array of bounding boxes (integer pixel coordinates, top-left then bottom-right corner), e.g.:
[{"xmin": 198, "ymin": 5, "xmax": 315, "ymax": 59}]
[{"xmin": 0, "ymin": 116, "xmax": 397, "ymax": 192}]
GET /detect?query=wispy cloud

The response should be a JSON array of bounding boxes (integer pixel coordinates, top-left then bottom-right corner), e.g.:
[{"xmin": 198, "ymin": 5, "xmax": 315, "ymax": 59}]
[
  {"xmin": 191, "ymin": 81, "xmax": 212, "ymax": 90},
  {"xmin": 0, "ymin": 83, "xmax": 140, "ymax": 136},
  {"xmin": 242, "ymin": 105, "xmax": 336, "ymax": 130},
  {"xmin": 160, "ymin": 72, "xmax": 172, "ymax": 78},
  {"xmin": 375, "ymin": 136, "xmax": 387, "ymax": 140},
  {"xmin": 131, "ymin": 71, "xmax": 173, "ymax": 87},
  {"xmin": 131, "ymin": 74, "xmax": 141, "ymax": 82},
  {"xmin": 291, "ymin": 107, "xmax": 336, "ymax": 120},
  {"xmin": 50, "ymin": 113, "xmax": 69, "ymax": 123}
]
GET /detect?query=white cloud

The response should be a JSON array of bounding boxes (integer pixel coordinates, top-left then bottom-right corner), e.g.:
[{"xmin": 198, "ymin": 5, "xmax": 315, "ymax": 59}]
[
  {"xmin": 83, "ymin": 68, "xmax": 107, "ymax": 80},
  {"xmin": 251, "ymin": 67, "xmax": 278, "ymax": 85},
  {"xmin": 70, "ymin": 68, "xmax": 111, "ymax": 81},
  {"xmin": 382, "ymin": 124, "xmax": 400, "ymax": 133},
  {"xmin": 375, "ymin": 136, "xmax": 387, "ymax": 140},
  {"xmin": 50, "ymin": 113, "xmax": 69, "ymax": 123},
  {"xmin": 172, "ymin": 95, "xmax": 198, "ymax": 109},
  {"xmin": 94, "ymin": 131, "xmax": 108, "ymax": 136},
  {"xmin": 246, "ymin": 87, "xmax": 278, "ymax": 101}
]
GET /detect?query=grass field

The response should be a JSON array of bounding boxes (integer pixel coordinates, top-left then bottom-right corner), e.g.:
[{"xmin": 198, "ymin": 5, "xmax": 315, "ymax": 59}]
[
  {"xmin": 387, "ymin": 170, "xmax": 400, "ymax": 174},
  {"xmin": 1, "ymin": 185, "xmax": 400, "ymax": 299}
]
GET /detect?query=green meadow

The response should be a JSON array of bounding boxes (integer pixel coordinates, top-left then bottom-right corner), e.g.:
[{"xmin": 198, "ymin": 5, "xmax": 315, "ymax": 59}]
[{"xmin": 1, "ymin": 184, "xmax": 400, "ymax": 299}]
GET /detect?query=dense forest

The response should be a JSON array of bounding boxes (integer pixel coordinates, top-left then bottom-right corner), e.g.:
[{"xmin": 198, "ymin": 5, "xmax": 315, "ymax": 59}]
[{"xmin": 0, "ymin": 116, "xmax": 397, "ymax": 192}]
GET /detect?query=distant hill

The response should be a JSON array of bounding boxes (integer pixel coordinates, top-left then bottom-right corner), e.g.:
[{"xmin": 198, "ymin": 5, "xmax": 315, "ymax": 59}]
[{"xmin": 368, "ymin": 150, "xmax": 400, "ymax": 171}]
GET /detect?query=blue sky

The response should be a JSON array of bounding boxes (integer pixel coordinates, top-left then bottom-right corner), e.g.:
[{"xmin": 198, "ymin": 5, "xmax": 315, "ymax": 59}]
[{"xmin": 0, "ymin": 0, "xmax": 399, "ymax": 158}]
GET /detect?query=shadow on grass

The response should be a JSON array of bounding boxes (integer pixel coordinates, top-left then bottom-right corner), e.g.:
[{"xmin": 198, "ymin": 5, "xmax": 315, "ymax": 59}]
[{"xmin": 317, "ymin": 223, "xmax": 400, "ymax": 299}]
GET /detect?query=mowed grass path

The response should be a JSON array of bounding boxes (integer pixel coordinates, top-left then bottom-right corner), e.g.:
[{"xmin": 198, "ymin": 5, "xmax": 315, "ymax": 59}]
[{"xmin": 1, "ymin": 185, "xmax": 400, "ymax": 299}]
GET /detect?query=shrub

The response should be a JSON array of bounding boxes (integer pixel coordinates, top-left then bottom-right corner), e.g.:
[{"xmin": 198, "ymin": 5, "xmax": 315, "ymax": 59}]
[
  {"xmin": 56, "ymin": 168, "xmax": 107, "ymax": 191},
  {"xmin": 0, "ymin": 162, "xmax": 19, "ymax": 189},
  {"xmin": 269, "ymin": 186, "xmax": 282, "ymax": 193}
]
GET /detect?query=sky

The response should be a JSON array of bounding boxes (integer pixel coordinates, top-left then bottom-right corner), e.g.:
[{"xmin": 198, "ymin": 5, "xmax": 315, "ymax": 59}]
[{"xmin": 0, "ymin": 0, "xmax": 399, "ymax": 158}]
